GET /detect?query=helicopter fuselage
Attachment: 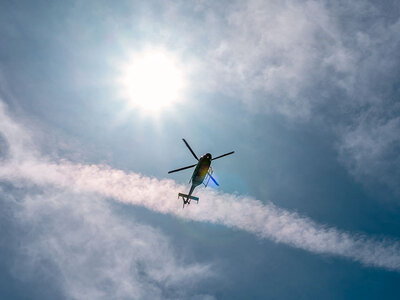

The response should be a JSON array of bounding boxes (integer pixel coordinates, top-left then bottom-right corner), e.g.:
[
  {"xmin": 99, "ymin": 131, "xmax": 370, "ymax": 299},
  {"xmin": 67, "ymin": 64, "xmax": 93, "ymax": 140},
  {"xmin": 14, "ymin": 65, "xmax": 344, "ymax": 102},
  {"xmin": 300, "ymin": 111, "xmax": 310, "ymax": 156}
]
[
  {"xmin": 183, "ymin": 153, "xmax": 212, "ymax": 205},
  {"xmin": 191, "ymin": 153, "xmax": 212, "ymax": 187}
]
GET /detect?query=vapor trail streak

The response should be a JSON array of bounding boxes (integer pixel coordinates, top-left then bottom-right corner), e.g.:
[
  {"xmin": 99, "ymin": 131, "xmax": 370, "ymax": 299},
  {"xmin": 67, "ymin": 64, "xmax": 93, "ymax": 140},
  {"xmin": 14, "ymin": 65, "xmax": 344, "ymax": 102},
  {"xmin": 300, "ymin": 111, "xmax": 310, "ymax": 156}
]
[
  {"xmin": 1, "ymin": 159, "xmax": 400, "ymax": 271},
  {"xmin": 1, "ymin": 101, "xmax": 400, "ymax": 272}
]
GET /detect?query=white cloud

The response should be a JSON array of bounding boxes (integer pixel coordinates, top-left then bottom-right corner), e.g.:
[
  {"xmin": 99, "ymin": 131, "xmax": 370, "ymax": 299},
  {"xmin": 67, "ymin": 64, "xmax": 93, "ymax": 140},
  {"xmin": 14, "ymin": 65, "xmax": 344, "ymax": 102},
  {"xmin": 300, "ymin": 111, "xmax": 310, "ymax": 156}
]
[
  {"xmin": 338, "ymin": 111, "xmax": 400, "ymax": 193},
  {"xmin": 190, "ymin": 0, "xmax": 356, "ymax": 117},
  {"xmin": 3, "ymin": 159, "xmax": 400, "ymax": 271},
  {"xmin": 1, "ymin": 101, "xmax": 400, "ymax": 272},
  {"xmin": 8, "ymin": 189, "xmax": 212, "ymax": 300},
  {"xmin": 0, "ymin": 101, "xmax": 38, "ymax": 162},
  {"xmin": 0, "ymin": 102, "xmax": 214, "ymax": 300},
  {"xmin": 192, "ymin": 0, "xmax": 398, "ymax": 114},
  {"xmin": 189, "ymin": 0, "xmax": 400, "ymax": 190},
  {"xmin": 331, "ymin": 4, "xmax": 400, "ymax": 192}
]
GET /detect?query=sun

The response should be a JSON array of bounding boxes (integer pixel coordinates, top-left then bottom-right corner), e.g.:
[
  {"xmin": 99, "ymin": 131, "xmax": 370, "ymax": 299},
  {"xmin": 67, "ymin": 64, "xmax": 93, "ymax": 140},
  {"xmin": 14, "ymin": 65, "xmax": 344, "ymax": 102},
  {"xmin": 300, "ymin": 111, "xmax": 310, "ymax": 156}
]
[{"xmin": 118, "ymin": 49, "xmax": 185, "ymax": 113}]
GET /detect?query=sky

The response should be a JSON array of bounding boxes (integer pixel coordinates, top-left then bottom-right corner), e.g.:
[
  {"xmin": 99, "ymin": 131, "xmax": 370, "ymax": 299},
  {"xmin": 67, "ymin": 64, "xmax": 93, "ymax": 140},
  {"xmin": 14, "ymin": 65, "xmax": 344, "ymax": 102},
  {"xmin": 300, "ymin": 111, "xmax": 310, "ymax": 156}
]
[{"xmin": 1, "ymin": 0, "xmax": 400, "ymax": 299}]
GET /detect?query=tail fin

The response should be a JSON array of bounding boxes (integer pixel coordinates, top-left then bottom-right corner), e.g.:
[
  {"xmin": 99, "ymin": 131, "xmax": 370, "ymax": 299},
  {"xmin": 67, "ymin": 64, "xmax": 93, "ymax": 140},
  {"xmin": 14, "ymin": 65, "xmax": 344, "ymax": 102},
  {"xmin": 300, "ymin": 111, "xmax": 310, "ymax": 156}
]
[
  {"xmin": 178, "ymin": 193, "xmax": 199, "ymax": 208},
  {"xmin": 178, "ymin": 193, "xmax": 199, "ymax": 202}
]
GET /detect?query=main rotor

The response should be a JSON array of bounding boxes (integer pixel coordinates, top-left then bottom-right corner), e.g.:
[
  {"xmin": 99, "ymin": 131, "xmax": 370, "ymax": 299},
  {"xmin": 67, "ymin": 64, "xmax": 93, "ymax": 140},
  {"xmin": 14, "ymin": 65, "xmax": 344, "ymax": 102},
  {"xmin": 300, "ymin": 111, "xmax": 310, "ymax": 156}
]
[{"xmin": 168, "ymin": 139, "xmax": 235, "ymax": 174}]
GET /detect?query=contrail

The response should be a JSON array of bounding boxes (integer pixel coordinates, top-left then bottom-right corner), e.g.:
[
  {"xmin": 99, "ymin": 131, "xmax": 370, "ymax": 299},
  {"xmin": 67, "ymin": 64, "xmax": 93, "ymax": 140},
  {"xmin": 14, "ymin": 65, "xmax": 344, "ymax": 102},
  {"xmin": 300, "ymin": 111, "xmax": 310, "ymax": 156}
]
[
  {"xmin": 1, "ymin": 102, "xmax": 400, "ymax": 271},
  {"xmin": 2, "ymin": 159, "xmax": 400, "ymax": 271}
]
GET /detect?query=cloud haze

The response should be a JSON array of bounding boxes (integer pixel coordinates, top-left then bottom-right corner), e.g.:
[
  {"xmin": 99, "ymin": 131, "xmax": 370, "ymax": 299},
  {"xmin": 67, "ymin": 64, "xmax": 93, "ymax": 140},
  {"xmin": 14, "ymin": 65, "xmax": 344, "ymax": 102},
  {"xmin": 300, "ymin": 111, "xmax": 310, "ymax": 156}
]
[
  {"xmin": 0, "ymin": 104, "xmax": 214, "ymax": 300},
  {"xmin": 173, "ymin": 0, "xmax": 400, "ymax": 191},
  {"xmin": 339, "ymin": 111, "xmax": 400, "ymax": 193},
  {"xmin": 7, "ymin": 188, "xmax": 213, "ymax": 300},
  {"xmin": 1, "ymin": 101, "xmax": 399, "ymax": 273}
]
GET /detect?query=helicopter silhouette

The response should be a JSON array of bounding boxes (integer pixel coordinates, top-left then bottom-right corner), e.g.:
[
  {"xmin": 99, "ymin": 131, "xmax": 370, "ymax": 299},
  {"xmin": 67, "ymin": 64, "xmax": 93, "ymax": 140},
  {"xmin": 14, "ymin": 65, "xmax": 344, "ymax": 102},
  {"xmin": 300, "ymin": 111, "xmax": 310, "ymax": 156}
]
[{"xmin": 168, "ymin": 139, "xmax": 234, "ymax": 208}]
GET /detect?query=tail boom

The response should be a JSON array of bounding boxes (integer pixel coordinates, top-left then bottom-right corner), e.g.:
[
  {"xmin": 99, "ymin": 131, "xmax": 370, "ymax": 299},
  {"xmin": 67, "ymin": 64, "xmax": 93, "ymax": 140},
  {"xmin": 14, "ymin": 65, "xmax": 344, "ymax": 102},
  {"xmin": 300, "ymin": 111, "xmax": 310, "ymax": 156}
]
[{"xmin": 179, "ymin": 184, "xmax": 199, "ymax": 208}]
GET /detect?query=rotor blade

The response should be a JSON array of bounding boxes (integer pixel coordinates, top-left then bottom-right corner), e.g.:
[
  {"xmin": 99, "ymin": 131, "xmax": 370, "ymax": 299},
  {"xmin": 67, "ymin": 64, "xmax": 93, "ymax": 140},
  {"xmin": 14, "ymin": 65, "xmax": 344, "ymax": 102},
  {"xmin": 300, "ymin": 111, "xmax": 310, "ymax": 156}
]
[
  {"xmin": 182, "ymin": 138, "xmax": 199, "ymax": 161},
  {"xmin": 209, "ymin": 174, "xmax": 219, "ymax": 186},
  {"xmin": 211, "ymin": 151, "xmax": 235, "ymax": 161},
  {"xmin": 168, "ymin": 164, "xmax": 197, "ymax": 174}
]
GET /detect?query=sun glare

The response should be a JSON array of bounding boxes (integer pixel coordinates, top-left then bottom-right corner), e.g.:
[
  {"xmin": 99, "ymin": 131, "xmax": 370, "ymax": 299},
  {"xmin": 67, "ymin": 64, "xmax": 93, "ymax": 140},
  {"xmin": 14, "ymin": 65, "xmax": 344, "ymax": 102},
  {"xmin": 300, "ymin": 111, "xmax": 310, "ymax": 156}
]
[{"xmin": 119, "ymin": 50, "xmax": 185, "ymax": 113}]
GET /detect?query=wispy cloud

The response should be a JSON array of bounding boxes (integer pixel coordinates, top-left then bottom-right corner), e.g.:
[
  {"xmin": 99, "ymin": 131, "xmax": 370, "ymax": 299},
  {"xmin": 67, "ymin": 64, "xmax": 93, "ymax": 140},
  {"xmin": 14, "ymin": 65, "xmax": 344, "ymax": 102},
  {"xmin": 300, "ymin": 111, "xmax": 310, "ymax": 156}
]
[
  {"xmin": 186, "ymin": 0, "xmax": 356, "ymax": 117},
  {"xmin": 1, "ymin": 101, "xmax": 400, "ymax": 272},
  {"xmin": 7, "ymin": 188, "xmax": 212, "ymax": 300},
  {"xmin": 0, "ymin": 101, "xmax": 214, "ymax": 300},
  {"xmin": 188, "ymin": 0, "xmax": 400, "ymax": 190},
  {"xmin": 192, "ymin": 0, "xmax": 399, "ymax": 117},
  {"xmin": 338, "ymin": 109, "xmax": 400, "ymax": 194}
]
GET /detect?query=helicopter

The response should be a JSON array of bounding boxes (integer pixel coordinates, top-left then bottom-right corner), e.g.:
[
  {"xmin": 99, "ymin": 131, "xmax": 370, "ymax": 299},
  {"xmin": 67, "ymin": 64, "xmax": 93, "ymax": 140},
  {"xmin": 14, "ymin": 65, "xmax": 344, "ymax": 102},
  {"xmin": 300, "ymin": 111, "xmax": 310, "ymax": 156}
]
[{"xmin": 168, "ymin": 138, "xmax": 234, "ymax": 208}]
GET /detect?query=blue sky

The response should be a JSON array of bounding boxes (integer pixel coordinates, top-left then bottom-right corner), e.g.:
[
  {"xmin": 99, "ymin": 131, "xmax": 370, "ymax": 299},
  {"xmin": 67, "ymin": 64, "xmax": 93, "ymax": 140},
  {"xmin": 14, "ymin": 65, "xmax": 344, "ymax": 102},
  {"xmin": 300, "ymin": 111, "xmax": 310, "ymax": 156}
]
[{"xmin": 1, "ymin": 0, "xmax": 400, "ymax": 299}]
